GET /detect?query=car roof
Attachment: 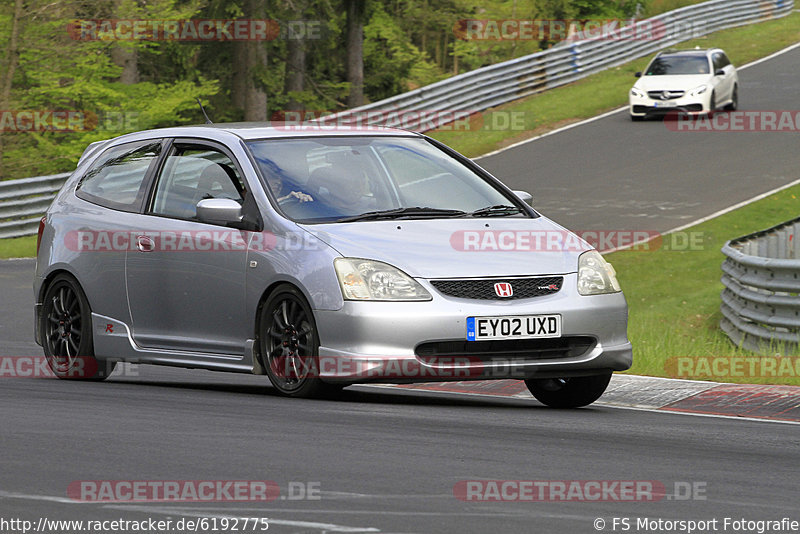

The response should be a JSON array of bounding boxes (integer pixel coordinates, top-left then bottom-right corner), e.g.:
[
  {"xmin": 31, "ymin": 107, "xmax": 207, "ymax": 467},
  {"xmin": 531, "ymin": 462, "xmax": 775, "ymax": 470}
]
[
  {"xmin": 125, "ymin": 123, "xmax": 420, "ymax": 141},
  {"xmin": 656, "ymin": 48, "xmax": 720, "ymax": 58},
  {"xmin": 76, "ymin": 123, "xmax": 423, "ymax": 168}
]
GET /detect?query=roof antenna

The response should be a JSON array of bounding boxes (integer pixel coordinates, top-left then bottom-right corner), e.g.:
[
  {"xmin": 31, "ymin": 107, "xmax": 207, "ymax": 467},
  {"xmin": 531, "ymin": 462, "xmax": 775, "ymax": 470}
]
[{"xmin": 196, "ymin": 98, "xmax": 213, "ymax": 124}]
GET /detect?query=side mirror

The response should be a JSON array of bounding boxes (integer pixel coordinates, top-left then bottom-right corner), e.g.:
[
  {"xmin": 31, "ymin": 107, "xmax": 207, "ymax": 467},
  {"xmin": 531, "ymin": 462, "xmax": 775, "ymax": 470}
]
[
  {"xmin": 634, "ymin": 71, "xmax": 642, "ymax": 78},
  {"xmin": 512, "ymin": 190, "xmax": 533, "ymax": 206},
  {"xmin": 196, "ymin": 198, "xmax": 243, "ymax": 226},
  {"xmin": 715, "ymin": 68, "xmax": 725, "ymax": 76}
]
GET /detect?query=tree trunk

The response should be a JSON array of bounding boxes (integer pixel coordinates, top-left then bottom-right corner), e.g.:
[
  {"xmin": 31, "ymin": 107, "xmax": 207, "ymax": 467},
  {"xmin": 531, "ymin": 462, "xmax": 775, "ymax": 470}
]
[
  {"xmin": 345, "ymin": 0, "xmax": 364, "ymax": 108},
  {"xmin": 111, "ymin": 46, "xmax": 139, "ymax": 84},
  {"xmin": 434, "ymin": 32, "xmax": 441, "ymax": 67},
  {"xmin": 283, "ymin": 36, "xmax": 305, "ymax": 111},
  {"xmin": 244, "ymin": 37, "xmax": 268, "ymax": 122},
  {"xmin": 232, "ymin": 0, "xmax": 268, "ymax": 121},
  {"xmin": 232, "ymin": 43, "xmax": 247, "ymax": 112},
  {"xmin": 111, "ymin": 0, "xmax": 138, "ymax": 84},
  {"xmin": 0, "ymin": 0, "xmax": 24, "ymax": 178},
  {"xmin": 442, "ymin": 31, "xmax": 448, "ymax": 73}
]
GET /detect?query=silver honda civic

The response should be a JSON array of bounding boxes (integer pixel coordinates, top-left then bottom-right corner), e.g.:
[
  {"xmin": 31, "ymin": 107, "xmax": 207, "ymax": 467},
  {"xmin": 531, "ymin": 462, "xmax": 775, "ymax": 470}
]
[{"xmin": 34, "ymin": 124, "xmax": 632, "ymax": 407}]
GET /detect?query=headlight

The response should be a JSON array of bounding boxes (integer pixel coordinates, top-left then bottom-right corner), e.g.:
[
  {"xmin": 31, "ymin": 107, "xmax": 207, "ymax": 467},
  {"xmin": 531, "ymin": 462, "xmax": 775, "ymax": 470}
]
[
  {"xmin": 577, "ymin": 251, "xmax": 621, "ymax": 296},
  {"xmin": 630, "ymin": 88, "xmax": 644, "ymax": 98},
  {"xmin": 689, "ymin": 85, "xmax": 708, "ymax": 96},
  {"xmin": 334, "ymin": 258, "xmax": 432, "ymax": 301}
]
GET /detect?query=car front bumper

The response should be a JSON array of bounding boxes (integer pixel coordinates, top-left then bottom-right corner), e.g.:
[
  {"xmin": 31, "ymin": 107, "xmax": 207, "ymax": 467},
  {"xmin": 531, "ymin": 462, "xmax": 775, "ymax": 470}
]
[
  {"xmin": 314, "ymin": 274, "xmax": 632, "ymax": 384},
  {"xmin": 629, "ymin": 93, "xmax": 710, "ymax": 116}
]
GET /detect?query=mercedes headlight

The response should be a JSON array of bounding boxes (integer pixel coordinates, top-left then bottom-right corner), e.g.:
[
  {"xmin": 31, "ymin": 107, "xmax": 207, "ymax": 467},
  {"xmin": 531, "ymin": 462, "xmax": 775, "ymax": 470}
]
[
  {"xmin": 577, "ymin": 251, "xmax": 622, "ymax": 296},
  {"xmin": 689, "ymin": 85, "xmax": 708, "ymax": 96},
  {"xmin": 334, "ymin": 258, "xmax": 432, "ymax": 301},
  {"xmin": 630, "ymin": 88, "xmax": 645, "ymax": 98}
]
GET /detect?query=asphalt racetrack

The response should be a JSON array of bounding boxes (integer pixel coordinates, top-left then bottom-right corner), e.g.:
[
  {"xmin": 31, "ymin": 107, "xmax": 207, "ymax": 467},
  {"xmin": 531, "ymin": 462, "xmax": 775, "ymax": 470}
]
[{"xmin": 1, "ymin": 46, "xmax": 799, "ymax": 534}]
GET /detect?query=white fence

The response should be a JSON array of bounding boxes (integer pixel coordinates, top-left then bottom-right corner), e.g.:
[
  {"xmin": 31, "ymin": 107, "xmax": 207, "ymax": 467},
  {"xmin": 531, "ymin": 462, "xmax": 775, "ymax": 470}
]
[{"xmin": 0, "ymin": 173, "xmax": 70, "ymax": 238}]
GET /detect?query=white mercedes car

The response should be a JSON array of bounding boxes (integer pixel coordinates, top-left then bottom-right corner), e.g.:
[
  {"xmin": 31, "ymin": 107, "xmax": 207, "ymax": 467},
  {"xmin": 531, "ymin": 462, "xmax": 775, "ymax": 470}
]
[{"xmin": 629, "ymin": 48, "xmax": 738, "ymax": 120}]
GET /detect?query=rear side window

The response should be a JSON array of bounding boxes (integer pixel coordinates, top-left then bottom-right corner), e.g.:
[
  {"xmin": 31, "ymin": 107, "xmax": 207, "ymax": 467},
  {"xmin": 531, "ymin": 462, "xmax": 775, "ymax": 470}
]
[{"xmin": 76, "ymin": 140, "xmax": 162, "ymax": 212}]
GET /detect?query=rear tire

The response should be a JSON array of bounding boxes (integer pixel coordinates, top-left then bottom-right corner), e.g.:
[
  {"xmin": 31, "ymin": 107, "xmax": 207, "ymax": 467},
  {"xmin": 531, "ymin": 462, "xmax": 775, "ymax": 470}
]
[
  {"xmin": 41, "ymin": 274, "xmax": 116, "ymax": 380},
  {"xmin": 258, "ymin": 285, "xmax": 341, "ymax": 398},
  {"xmin": 525, "ymin": 373, "xmax": 612, "ymax": 408}
]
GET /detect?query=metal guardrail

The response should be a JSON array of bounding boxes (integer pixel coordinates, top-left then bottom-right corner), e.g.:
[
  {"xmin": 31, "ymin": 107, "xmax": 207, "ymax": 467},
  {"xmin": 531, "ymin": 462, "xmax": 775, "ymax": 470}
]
[
  {"xmin": 0, "ymin": 173, "xmax": 70, "ymax": 238},
  {"xmin": 328, "ymin": 0, "xmax": 794, "ymax": 130},
  {"xmin": 0, "ymin": 0, "xmax": 794, "ymax": 238},
  {"xmin": 720, "ymin": 217, "xmax": 800, "ymax": 353}
]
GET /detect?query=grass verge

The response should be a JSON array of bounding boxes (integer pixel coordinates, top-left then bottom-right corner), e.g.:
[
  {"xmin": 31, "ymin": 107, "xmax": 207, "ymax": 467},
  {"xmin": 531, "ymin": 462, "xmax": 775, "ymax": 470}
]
[
  {"xmin": 0, "ymin": 235, "xmax": 37, "ymax": 259},
  {"xmin": 608, "ymin": 184, "xmax": 800, "ymax": 386},
  {"xmin": 429, "ymin": 11, "xmax": 800, "ymax": 157}
]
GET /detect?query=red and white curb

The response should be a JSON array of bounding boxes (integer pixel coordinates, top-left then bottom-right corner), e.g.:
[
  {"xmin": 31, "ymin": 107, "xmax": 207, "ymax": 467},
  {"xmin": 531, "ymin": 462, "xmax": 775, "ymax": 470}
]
[{"xmin": 376, "ymin": 374, "xmax": 800, "ymax": 423}]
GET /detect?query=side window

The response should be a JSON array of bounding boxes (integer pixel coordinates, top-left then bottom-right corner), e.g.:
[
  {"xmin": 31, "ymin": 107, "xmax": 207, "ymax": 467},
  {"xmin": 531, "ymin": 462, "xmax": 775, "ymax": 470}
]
[
  {"xmin": 712, "ymin": 53, "xmax": 724, "ymax": 71},
  {"xmin": 719, "ymin": 53, "xmax": 731, "ymax": 68},
  {"xmin": 150, "ymin": 145, "xmax": 246, "ymax": 221},
  {"xmin": 76, "ymin": 140, "xmax": 161, "ymax": 212}
]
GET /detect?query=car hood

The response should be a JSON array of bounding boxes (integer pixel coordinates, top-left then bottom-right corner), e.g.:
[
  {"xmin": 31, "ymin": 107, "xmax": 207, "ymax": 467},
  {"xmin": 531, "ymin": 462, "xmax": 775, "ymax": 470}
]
[
  {"xmin": 301, "ymin": 217, "xmax": 589, "ymax": 279},
  {"xmin": 634, "ymin": 74, "xmax": 709, "ymax": 91}
]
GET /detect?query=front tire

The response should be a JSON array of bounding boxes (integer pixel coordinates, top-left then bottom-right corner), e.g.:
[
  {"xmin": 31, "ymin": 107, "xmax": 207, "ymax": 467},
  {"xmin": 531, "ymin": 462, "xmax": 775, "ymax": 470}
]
[
  {"xmin": 258, "ymin": 285, "xmax": 341, "ymax": 398},
  {"xmin": 708, "ymin": 92, "xmax": 716, "ymax": 115},
  {"xmin": 41, "ymin": 274, "xmax": 116, "ymax": 380},
  {"xmin": 725, "ymin": 85, "xmax": 738, "ymax": 111},
  {"xmin": 525, "ymin": 373, "xmax": 612, "ymax": 408}
]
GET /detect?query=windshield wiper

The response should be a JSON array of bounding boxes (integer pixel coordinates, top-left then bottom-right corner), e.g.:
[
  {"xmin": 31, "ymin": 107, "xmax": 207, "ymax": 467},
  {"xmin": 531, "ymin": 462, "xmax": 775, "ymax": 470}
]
[
  {"xmin": 337, "ymin": 207, "xmax": 468, "ymax": 222},
  {"xmin": 469, "ymin": 204, "xmax": 523, "ymax": 217}
]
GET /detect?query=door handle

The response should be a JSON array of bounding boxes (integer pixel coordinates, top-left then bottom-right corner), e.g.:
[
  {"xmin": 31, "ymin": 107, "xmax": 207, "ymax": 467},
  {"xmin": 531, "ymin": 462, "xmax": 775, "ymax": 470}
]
[{"xmin": 136, "ymin": 235, "xmax": 154, "ymax": 252}]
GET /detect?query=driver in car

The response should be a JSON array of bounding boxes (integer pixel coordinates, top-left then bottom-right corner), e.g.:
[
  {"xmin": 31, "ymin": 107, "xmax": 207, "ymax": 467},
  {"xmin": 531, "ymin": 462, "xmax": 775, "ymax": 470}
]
[{"xmin": 266, "ymin": 174, "xmax": 314, "ymax": 204}]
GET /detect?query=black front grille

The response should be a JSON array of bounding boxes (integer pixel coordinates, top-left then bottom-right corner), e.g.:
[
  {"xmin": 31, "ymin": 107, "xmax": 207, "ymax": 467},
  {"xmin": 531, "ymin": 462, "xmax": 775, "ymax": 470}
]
[
  {"xmin": 633, "ymin": 104, "xmax": 702, "ymax": 115},
  {"xmin": 648, "ymin": 90, "xmax": 685, "ymax": 100},
  {"xmin": 416, "ymin": 336, "xmax": 596, "ymax": 362},
  {"xmin": 430, "ymin": 277, "xmax": 563, "ymax": 301}
]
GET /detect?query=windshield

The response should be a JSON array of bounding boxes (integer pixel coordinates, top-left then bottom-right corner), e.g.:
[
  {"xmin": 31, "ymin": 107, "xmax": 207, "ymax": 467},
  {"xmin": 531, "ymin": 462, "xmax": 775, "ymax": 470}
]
[
  {"xmin": 645, "ymin": 55, "xmax": 710, "ymax": 75},
  {"xmin": 246, "ymin": 137, "xmax": 522, "ymax": 222}
]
